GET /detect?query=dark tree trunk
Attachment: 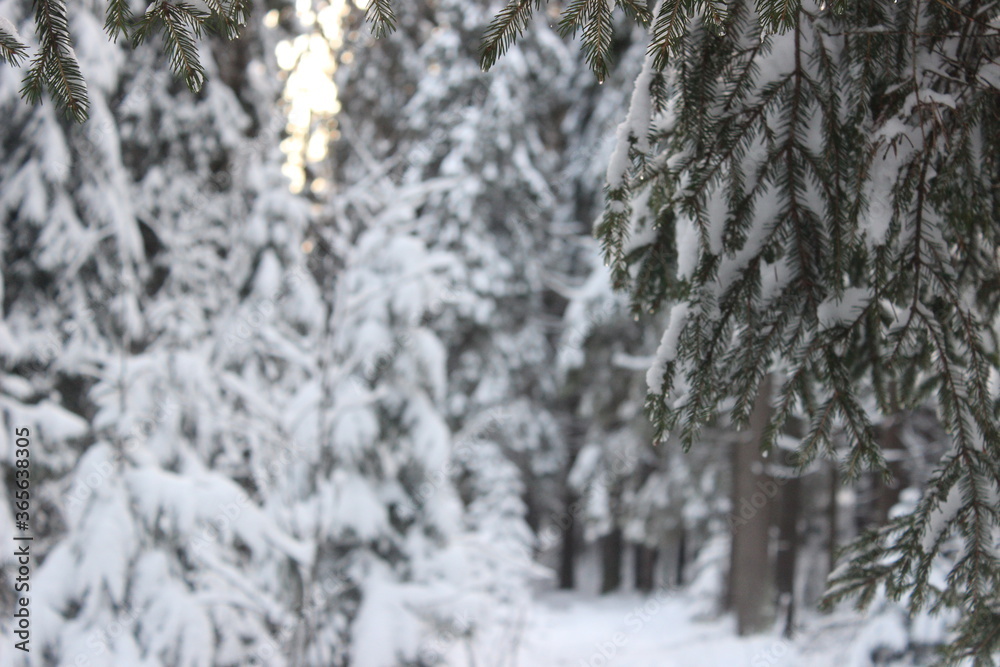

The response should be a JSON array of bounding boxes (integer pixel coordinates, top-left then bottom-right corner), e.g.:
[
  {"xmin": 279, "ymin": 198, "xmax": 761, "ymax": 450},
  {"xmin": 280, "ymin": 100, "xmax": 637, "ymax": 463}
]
[
  {"xmin": 827, "ymin": 460, "xmax": 839, "ymax": 582},
  {"xmin": 727, "ymin": 374, "xmax": 776, "ymax": 635},
  {"xmin": 775, "ymin": 447, "xmax": 801, "ymax": 638},
  {"xmin": 600, "ymin": 527, "xmax": 624, "ymax": 593},
  {"xmin": 558, "ymin": 491, "xmax": 577, "ymax": 590},
  {"xmin": 633, "ymin": 542, "xmax": 658, "ymax": 592},
  {"xmin": 874, "ymin": 419, "xmax": 907, "ymax": 525},
  {"xmin": 675, "ymin": 525, "xmax": 687, "ymax": 586}
]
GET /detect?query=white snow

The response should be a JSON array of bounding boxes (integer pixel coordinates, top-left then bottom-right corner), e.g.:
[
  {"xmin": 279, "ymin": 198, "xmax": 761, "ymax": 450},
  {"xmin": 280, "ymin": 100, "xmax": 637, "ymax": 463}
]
[
  {"xmin": 568, "ymin": 443, "xmax": 603, "ymax": 490},
  {"xmin": 902, "ymin": 89, "xmax": 957, "ymax": 117},
  {"xmin": 751, "ymin": 31, "xmax": 798, "ymax": 98},
  {"xmin": 439, "ymin": 589, "xmax": 890, "ymax": 667},
  {"xmin": 817, "ymin": 287, "xmax": 873, "ymax": 330},
  {"xmin": 921, "ymin": 483, "xmax": 964, "ymax": 553},
  {"xmin": 863, "ymin": 123, "xmax": 911, "ymax": 249},
  {"xmin": 759, "ymin": 258, "xmax": 792, "ymax": 306},
  {"xmin": 713, "ymin": 186, "xmax": 781, "ymax": 297},
  {"xmin": 332, "ymin": 404, "xmax": 379, "ymax": 459},
  {"xmin": 0, "ymin": 15, "xmax": 23, "ymax": 43},
  {"xmin": 350, "ymin": 563, "xmax": 429, "ymax": 667},
  {"xmin": 647, "ymin": 303, "xmax": 691, "ymax": 395},
  {"xmin": 675, "ymin": 213, "xmax": 699, "ymax": 279},
  {"xmin": 605, "ymin": 0, "xmax": 664, "ymax": 191},
  {"xmin": 705, "ymin": 182, "xmax": 728, "ymax": 255}
]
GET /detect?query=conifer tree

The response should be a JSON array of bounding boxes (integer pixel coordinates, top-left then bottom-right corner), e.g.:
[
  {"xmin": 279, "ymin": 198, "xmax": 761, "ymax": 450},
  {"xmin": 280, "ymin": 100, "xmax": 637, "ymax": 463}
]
[
  {"xmin": 365, "ymin": 0, "xmax": 1000, "ymax": 661},
  {"xmin": 1, "ymin": 0, "xmax": 312, "ymax": 663},
  {"xmin": 326, "ymin": 0, "xmax": 571, "ymax": 656},
  {"xmin": 1, "ymin": 0, "xmax": 252, "ymax": 120},
  {"xmin": 272, "ymin": 209, "xmax": 472, "ymax": 665},
  {"xmin": 611, "ymin": 4, "xmax": 998, "ymax": 661},
  {"xmin": 7, "ymin": 0, "xmax": 1000, "ymax": 661},
  {"xmin": 504, "ymin": 0, "xmax": 998, "ymax": 661}
]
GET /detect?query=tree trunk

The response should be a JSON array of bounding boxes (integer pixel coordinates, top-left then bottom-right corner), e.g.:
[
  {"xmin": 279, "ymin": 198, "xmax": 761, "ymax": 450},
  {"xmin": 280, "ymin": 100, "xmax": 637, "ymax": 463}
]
[
  {"xmin": 675, "ymin": 524, "xmax": 687, "ymax": 586},
  {"xmin": 558, "ymin": 491, "xmax": 577, "ymax": 590},
  {"xmin": 633, "ymin": 542, "xmax": 658, "ymax": 592},
  {"xmin": 775, "ymin": 447, "xmax": 801, "ymax": 638},
  {"xmin": 827, "ymin": 460, "xmax": 839, "ymax": 582},
  {"xmin": 600, "ymin": 527, "xmax": 624, "ymax": 593},
  {"xmin": 727, "ymin": 374, "xmax": 776, "ymax": 635},
  {"xmin": 874, "ymin": 418, "xmax": 907, "ymax": 525}
]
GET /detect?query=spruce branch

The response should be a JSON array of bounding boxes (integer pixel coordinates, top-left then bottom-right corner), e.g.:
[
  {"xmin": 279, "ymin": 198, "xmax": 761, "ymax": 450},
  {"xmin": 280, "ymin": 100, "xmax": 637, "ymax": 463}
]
[
  {"xmin": 756, "ymin": 0, "xmax": 799, "ymax": 33},
  {"xmin": 560, "ymin": 0, "xmax": 653, "ymax": 81},
  {"xmin": 648, "ymin": 0, "xmax": 692, "ymax": 70},
  {"xmin": 20, "ymin": 0, "xmax": 89, "ymax": 122},
  {"xmin": 133, "ymin": 1, "xmax": 209, "ymax": 93},
  {"xmin": 611, "ymin": 2, "xmax": 999, "ymax": 658},
  {"xmin": 615, "ymin": 0, "xmax": 652, "ymax": 26},
  {"xmin": 480, "ymin": 0, "xmax": 544, "ymax": 72},
  {"xmin": 104, "ymin": 0, "xmax": 133, "ymax": 41},
  {"xmin": 596, "ymin": 187, "xmax": 633, "ymax": 289},
  {"xmin": 230, "ymin": 0, "xmax": 251, "ymax": 32},
  {"xmin": 581, "ymin": 0, "xmax": 615, "ymax": 83},
  {"xmin": 825, "ymin": 440, "xmax": 1000, "ymax": 665},
  {"xmin": 364, "ymin": 0, "xmax": 396, "ymax": 38},
  {"xmin": 699, "ymin": 0, "xmax": 728, "ymax": 28},
  {"xmin": 558, "ymin": 0, "xmax": 590, "ymax": 37},
  {"xmin": 203, "ymin": 0, "xmax": 243, "ymax": 39},
  {"xmin": 0, "ymin": 19, "xmax": 28, "ymax": 66},
  {"xmin": 10, "ymin": 0, "xmax": 247, "ymax": 119}
]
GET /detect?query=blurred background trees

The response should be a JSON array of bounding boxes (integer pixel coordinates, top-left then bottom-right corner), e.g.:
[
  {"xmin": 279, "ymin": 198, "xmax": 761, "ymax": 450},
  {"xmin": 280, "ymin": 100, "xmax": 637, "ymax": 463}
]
[{"xmin": 2, "ymin": 0, "xmax": 996, "ymax": 665}]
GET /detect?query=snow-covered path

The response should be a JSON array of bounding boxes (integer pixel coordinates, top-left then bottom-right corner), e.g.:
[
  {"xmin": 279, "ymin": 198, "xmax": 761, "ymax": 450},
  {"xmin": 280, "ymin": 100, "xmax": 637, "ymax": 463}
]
[
  {"xmin": 443, "ymin": 590, "xmax": 884, "ymax": 667},
  {"xmin": 508, "ymin": 590, "xmax": 781, "ymax": 667}
]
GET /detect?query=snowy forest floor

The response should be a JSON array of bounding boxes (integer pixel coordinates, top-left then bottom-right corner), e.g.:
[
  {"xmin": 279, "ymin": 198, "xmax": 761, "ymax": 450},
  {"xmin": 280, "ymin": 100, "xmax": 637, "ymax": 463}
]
[{"xmin": 440, "ymin": 589, "xmax": 917, "ymax": 667}]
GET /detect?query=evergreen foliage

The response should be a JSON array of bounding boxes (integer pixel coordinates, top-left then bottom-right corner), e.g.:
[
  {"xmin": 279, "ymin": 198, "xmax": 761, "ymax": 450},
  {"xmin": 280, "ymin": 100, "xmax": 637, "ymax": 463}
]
[
  {"xmin": 0, "ymin": 16, "xmax": 28, "ymax": 65},
  {"xmin": 1, "ymin": 0, "xmax": 313, "ymax": 662},
  {"xmin": 5, "ymin": 0, "xmax": 999, "ymax": 661},
  {"xmin": 1, "ymin": 0, "xmax": 251, "ymax": 120},
  {"xmin": 373, "ymin": 0, "xmax": 1000, "ymax": 661},
  {"xmin": 479, "ymin": 0, "xmax": 543, "ymax": 73},
  {"xmin": 586, "ymin": 0, "xmax": 998, "ymax": 662},
  {"xmin": 328, "ymin": 0, "xmax": 584, "ymax": 657},
  {"xmin": 362, "ymin": 0, "xmax": 395, "ymax": 39},
  {"xmin": 20, "ymin": 0, "xmax": 90, "ymax": 121}
]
